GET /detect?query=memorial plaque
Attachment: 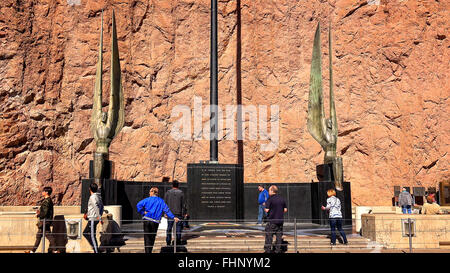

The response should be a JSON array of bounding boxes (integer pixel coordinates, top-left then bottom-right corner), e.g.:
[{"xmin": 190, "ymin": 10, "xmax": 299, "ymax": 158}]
[
  {"xmin": 413, "ymin": 187, "xmax": 425, "ymax": 205},
  {"xmin": 413, "ymin": 187, "xmax": 425, "ymax": 196},
  {"xmin": 394, "ymin": 186, "xmax": 401, "ymax": 197},
  {"xmin": 439, "ymin": 182, "xmax": 450, "ymax": 206},
  {"xmin": 187, "ymin": 163, "xmax": 244, "ymax": 221}
]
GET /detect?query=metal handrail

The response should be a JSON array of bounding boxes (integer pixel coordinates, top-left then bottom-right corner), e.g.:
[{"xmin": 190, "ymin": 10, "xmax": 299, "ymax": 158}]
[{"xmin": 0, "ymin": 217, "xmax": 449, "ymax": 253}]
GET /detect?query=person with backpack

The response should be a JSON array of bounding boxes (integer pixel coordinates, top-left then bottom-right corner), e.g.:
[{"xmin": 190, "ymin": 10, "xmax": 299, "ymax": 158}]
[{"xmin": 321, "ymin": 188, "xmax": 348, "ymax": 245}]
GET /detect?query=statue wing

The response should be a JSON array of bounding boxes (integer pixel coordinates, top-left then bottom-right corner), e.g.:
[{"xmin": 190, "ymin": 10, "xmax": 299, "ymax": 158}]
[
  {"xmin": 106, "ymin": 10, "xmax": 124, "ymax": 139},
  {"xmin": 328, "ymin": 23, "xmax": 338, "ymax": 137},
  {"xmin": 90, "ymin": 12, "xmax": 104, "ymax": 142},
  {"xmin": 307, "ymin": 22, "xmax": 327, "ymax": 149}
]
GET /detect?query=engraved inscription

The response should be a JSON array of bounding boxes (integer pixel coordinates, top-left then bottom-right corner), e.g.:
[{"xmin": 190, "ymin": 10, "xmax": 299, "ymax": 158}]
[{"xmin": 199, "ymin": 168, "xmax": 233, "ymax": 209}]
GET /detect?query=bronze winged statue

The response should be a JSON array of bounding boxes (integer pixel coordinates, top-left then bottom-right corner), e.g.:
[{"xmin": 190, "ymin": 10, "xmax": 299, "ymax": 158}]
[
  {"xmin": 307, "ymin": 22, "xmax": 343, "ymax": 191},
  {"xmin": 90, "ymin": 10, "xmax": 124, "ymax": 187}
]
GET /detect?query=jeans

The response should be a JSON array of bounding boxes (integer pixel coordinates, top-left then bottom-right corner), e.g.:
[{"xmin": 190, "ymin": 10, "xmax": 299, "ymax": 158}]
[
  {"xmin": 264, "ymin": 222, "xmax": 283, "ymax": 253},
  {"xmin": 143, "ymin": 220, "xmax": 159, "ymax": 253},
  {"xmin": 166, "ymin": 215, "xmax": 183, "ymax": 245},
  {"xmin": 257, "ymin": 204, "xmax": 267, "ymax": 224},
  {"xmin": 83, "ymin": 220, "xmax": 99, "ymax": 253},
  {"xmin": 402, "ymin": 205, "xmax": 412, "ymax": 214},
  {"xmin": 329, "ymin": 218, "xmax": 347, "ymax": 245}
]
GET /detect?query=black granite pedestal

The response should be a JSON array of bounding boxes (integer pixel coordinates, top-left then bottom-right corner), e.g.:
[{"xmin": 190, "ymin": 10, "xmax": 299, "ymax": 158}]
[
  {"xmin": 81, "ymin": 160, "xmax": 114, "ymax": 213},
  {"xmin": 81, "ymin": 178, "xmax": 118, "ymax": 213},
  {"xmin": 316, "ymin": 163, "xmax": 339, "ymax": 182},
  {"xmin": 187, "ymin": 163, "xmax": 244, "ymax": 221},
  {"xmin": 81, "ymin": 178, "xmax": 351, "ymax": 227},
  {"xmin": 88, "ymin": 160, "xmax": 114, "ymax": 181},
  {"xmin": 311, "ymin": 181, "xmax": 352, "ymax": 226}
]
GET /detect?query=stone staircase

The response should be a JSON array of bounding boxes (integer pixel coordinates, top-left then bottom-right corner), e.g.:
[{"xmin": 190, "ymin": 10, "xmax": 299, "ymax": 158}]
[{"xmin": 117, "ymin": 234, "xmax": 385, "ymax": 253}]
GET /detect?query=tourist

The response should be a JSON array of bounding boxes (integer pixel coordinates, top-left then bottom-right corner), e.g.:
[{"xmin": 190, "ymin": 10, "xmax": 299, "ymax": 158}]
[
  {"xmin": 422, "ymin": 195, "xmax": 443, "ymax": 215},
  {"xmin": 398, "ymin": 187, "xmax": 413, "ymax": 214},
  {"xmin": 263, "ymin": 185, "xmax": 287, "ymax": 253},
  {"xmin": 25, "ymin": 186, "xmax": 55, "ymax": 253},
  {"xmin": 257, "ymin": 185, "xmax": 269, "ymax": 225},
  {"xmin": 164, "ymin": 180, "xmax": 187, "ymax": 246},
  {"xmin": 321, "ymin": 189, "xmax": 348, "ymax": 245},
  {"xmin": 137, "ymin": 187, "xmax": 179, "ymax": 253},
  {"xmin": 82, "ymin": 183, "xmax": 104, "ymax": 253}
]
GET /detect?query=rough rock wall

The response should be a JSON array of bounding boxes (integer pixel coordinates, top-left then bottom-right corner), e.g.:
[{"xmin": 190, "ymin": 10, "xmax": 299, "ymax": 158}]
[{"xmin": 0, "ymin": 0, "xmax": 448, "ymax": 206}]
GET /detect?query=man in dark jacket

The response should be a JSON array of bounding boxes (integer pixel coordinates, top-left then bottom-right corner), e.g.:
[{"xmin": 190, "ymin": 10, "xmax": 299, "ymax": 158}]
[
  {"xmin": 164, "ymin": 180, "xmax": 186, "ymax": 246},
  {"xmin": 26, "ymin": 186, "xmax": 55, "ymax": 253},
  {"xmin": 264, "ymin": 185, "xmax": 287, "ymax": 253}
]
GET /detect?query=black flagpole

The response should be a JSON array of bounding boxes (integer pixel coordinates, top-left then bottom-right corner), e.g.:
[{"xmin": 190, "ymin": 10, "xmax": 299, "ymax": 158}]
[{"xmin": 210, "ymin": 0, "xmax": 219, "ymax": 162}]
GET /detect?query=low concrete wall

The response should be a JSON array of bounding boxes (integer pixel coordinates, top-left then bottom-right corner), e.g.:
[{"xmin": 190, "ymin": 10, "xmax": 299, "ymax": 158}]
[
  {"xmin": 0, "ymin": 206, "xmax": 121, "ymax": 253},
  {"xmin": 0, "ymin": 206, "xmax": 81, "ymax": 215},
  {"xmin": 361, "ymin": 213, "xmax": 450, "ymax": 249},
  {"xmin": 355, "ymin": 206, "xmax": 402, "ymax": 233}
]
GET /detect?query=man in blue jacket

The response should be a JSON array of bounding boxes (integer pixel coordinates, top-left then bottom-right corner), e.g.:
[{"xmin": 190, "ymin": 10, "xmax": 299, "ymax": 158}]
[
  {"xmin": 257, "ymin": 185, "xmax": 269, "ymax": 225},
  {"xmin": 137, "ymin": 187, "xmax": 179, "ymax": 253}
]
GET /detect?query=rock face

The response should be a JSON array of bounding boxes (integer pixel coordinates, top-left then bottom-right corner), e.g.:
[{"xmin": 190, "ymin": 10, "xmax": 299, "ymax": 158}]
[{"xmin": 0, "ymin": 0, "xmax": 448, "ymax": 206}]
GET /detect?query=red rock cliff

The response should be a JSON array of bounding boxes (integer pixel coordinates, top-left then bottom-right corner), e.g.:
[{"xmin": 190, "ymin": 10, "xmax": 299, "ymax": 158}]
[{"xmin": 0, "ymin": 0, "xmax": 448, "ymax": 206}]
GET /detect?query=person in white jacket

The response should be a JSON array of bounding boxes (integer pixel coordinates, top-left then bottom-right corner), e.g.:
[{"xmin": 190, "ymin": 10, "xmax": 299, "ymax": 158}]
[{"xmin": 83, "ymin": 183, "xmax": 104, "ymax": 253}]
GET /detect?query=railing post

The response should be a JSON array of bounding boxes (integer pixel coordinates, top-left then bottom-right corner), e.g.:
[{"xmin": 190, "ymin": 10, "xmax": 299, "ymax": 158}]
[
  {"xmin": 408, "ymin": 218, "xmax": 412, "ymax": 253},
  {"xmin": 42, "ymin": 219, "xmax": 46, "ymax": 253},
  {"xmin": 173, "ymin": 219, "xmax": 177, "ymax": 253},
  {"xmin": 294, "ymin": 218, "xmax": 298, "ymax": 253}
]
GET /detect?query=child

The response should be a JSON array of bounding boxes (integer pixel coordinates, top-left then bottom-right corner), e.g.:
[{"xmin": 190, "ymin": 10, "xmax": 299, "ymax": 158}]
[{"xmin": 321, "ymin": 189, "xmax": 348, "ymax": 245}]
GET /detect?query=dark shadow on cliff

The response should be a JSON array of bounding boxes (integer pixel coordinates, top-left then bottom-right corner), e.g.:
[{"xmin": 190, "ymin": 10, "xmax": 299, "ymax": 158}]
[{"xmin": 236, "ymin": 0, "xmax": 243, "ymax": 166}]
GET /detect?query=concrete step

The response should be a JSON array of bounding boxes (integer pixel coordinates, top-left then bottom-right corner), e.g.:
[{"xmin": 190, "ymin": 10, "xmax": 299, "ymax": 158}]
[
  {"xmin": 122, "ymin": 240, "xmax": 373, "ymax": 247},
  {"xmin": 122, "ymin": 236, "xmax": 371, "ymax": 244},
  {"xmin": 118, "ymin": 245, "xmax": 383, "ymax": 253},
  {"xmin": 115, "ymin": 235, "xmax": 384, "ymax": 253}
]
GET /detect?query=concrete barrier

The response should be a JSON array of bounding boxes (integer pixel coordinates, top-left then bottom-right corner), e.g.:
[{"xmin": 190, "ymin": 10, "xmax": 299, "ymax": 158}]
[{"xmin": 361, "ymin": 213, "xmax": 450, "ymax": 249}]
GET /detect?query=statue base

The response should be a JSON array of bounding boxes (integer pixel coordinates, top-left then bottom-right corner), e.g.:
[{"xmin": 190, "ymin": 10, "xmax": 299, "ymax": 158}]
[
  {"xmin": 316, "ymin": 162, "xmax": 343, "ymax": 183},
  {"xmin": 88, "ymin": 160, "xmax": 114, "ymax": 181}
]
